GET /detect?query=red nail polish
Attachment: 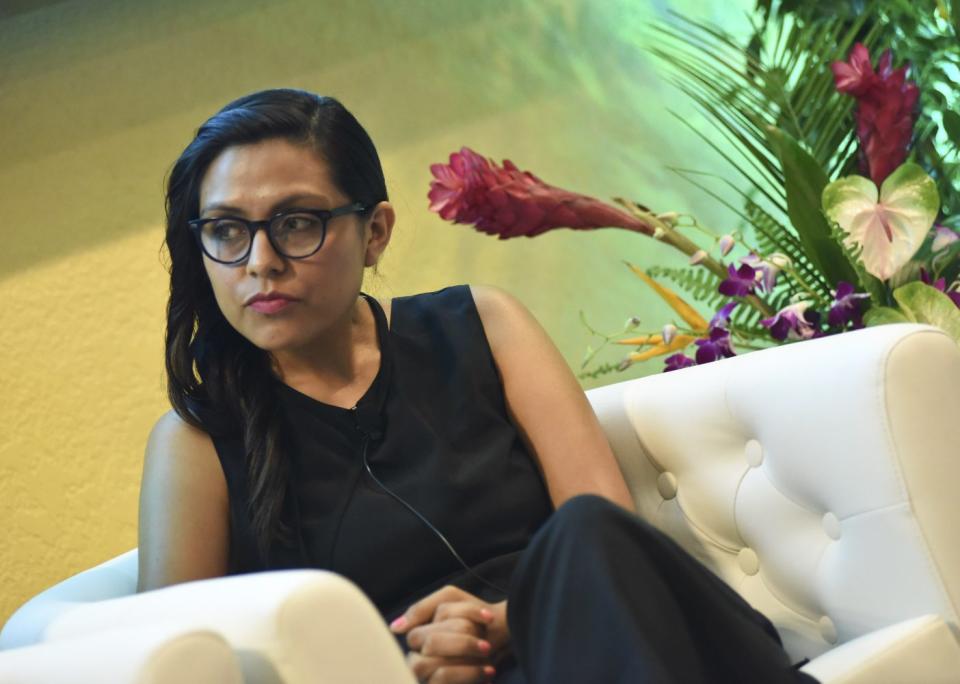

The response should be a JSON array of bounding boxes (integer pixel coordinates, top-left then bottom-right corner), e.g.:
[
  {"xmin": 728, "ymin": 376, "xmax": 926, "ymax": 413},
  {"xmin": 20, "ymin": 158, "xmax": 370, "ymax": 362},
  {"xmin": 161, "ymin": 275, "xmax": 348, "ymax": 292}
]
[{"xmin": 390, "ymin": 616, "xmax": 407, "ymax": 630}]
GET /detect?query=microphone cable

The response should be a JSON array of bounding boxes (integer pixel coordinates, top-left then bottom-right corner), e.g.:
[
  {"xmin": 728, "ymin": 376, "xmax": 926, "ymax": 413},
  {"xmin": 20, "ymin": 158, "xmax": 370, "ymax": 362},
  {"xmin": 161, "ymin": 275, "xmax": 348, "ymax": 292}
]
[{"xmin": 357, "ymin": 430, "xmax": 508, "ymax": 596}]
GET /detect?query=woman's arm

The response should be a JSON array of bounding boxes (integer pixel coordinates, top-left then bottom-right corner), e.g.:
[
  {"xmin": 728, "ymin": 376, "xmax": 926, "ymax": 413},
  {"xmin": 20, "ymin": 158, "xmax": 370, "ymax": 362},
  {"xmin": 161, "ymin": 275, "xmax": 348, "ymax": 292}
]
[
  {"xmin": 137, "ymin": 409, "xmax": 230, "ymax": 592},
  {"xmin": 395, "ymin": 285, "xmax": 635, "ymax": 680},
  {"xmin": 470, "ymin": 284, "xmax": 635, "ymax": 512}
]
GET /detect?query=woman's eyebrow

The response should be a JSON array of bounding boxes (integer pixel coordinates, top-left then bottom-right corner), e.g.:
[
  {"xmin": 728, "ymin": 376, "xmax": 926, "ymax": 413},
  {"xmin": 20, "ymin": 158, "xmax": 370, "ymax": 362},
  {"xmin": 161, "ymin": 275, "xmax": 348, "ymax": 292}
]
[{"xmin": 200, "ymin": 193, "xmax": 333, "ymax": 215}]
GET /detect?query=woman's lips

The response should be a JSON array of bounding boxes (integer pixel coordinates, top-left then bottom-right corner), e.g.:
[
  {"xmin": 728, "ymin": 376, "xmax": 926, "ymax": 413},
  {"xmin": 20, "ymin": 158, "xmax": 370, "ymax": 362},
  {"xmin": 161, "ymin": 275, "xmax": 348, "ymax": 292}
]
[{"xmin": 249, "ymin": 298, "xmax": 294, "ymax": 314}]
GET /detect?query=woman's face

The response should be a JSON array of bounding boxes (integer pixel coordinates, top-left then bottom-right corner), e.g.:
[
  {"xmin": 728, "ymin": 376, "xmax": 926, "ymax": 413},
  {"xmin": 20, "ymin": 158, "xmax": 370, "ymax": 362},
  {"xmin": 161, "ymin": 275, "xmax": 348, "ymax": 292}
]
[{"xmin": 197, "ymin": 137, "xmax": 389, "ymax": 355}]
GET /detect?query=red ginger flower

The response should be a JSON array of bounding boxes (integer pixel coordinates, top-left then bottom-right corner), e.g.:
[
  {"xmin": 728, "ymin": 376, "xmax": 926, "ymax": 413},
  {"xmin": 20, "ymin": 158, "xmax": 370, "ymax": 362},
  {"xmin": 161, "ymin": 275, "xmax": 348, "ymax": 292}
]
[
  {"xmin": 428, "ymin": 147, "xmax": 653, "ymax": 238},
  {"xmin": 831, "ymin": 43, "xmax": 919, "ymax": 185}
]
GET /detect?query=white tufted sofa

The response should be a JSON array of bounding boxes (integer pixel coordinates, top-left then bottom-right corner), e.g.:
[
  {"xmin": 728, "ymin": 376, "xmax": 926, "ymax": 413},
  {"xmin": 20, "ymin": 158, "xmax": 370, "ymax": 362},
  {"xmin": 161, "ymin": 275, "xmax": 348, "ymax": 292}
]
[{"xmin": 2, "ymin": 322, "xmax": 959, "ymax": 682}]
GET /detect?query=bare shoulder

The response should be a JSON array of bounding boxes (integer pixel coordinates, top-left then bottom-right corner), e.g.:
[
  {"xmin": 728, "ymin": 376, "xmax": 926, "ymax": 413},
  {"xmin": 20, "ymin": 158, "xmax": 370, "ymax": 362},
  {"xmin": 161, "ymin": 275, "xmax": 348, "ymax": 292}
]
[
  {"xmin": 142, "ymin": 409, "xmax": 227, "ymax": 491},
  {"xmin": 146, "ymin": 409, "xmax": 218, "ymax": 455},
  {"xmin": 468, "ymin": 282, "xmax": 522, "ymax": 313},
  {"xmin": 468, "ymin": 284, "xmax": 534, "ymax": 348},
  {"xmin": 142, "ymin": 408, "xmax": 226, "ymax": 512}
]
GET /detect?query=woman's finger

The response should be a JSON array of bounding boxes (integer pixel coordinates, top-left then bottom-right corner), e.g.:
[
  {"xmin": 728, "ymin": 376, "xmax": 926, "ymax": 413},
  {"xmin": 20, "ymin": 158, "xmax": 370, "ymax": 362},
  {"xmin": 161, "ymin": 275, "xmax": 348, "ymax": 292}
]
[
  {"xmin": 406, "ymin": 653, "xmax": 496, "ymax": 683},
  {"xmin": 434, "ymin": 601, "xmax": 496, "ymax": 626},
  {"xmin": 390, "ymin": 585, "xmax": 473, "ymax": 633},
  {"xmin": 406, "ymin": 618, "xmax": 483, "ymax": 651},
  {"xmin": 427, "ymin": 663, "xmax": 497, "ymax": 683},
  {"xmin": 419, "ymin": 631, "xmax": 493, "ymax": 659}
]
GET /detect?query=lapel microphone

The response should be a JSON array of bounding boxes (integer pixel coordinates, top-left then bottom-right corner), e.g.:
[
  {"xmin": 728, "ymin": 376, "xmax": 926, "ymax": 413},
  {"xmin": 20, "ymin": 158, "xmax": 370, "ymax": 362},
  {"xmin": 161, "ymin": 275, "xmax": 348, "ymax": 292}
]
[{"xmin": 352, "ymin": 401, "xmax": 385, "ymax": 441}]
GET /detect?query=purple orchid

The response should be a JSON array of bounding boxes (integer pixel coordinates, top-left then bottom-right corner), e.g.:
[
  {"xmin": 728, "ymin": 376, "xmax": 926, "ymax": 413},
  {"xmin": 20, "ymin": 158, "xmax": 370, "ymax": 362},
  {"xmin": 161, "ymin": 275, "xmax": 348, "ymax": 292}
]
[
  {"xmin": 920, "ymin": 268, "xmax": 960, "ymax": 309},
  {"xmin": 663, "ymin": 353, "xmax": 697, "ymax": 372},
  {"xmin": 662, "ymin": 301, "xmax": 741, "ymax": 372},
  {"xmin": 719, "ymin": 263, "xmax": 758, "ymax": 297},
  {"xmin": 932, "ymin": 225, "xmax": 959, "ymax": 253},
  {"xmin": 761, "ymin": 301, "xmax": 823, "ymax": 341},
  {"xmin": 694, "ymin": 327, "xmax": 737, "ymax": 363},
  {"xmin": 828, "ymin": 281, "xmax": 871, "ymax": 328},
  {"xmin": 690, "ymin": 300, "xmax": 740, "ymax": 365},
  {"xmin": 738, "ymin": 253, "xmax": 786, "ymax": 293},
  {"xmin": 709, "ymin": 301, "xmax": 739, "ymax": 330}
]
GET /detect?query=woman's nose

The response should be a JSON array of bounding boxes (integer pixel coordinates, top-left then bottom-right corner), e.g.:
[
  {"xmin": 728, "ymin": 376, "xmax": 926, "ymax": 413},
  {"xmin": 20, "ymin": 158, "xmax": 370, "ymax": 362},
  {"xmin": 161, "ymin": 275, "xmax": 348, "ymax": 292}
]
[{"xmin": 245, "ymin": 227, "xmax": 286, "ymax": 277}]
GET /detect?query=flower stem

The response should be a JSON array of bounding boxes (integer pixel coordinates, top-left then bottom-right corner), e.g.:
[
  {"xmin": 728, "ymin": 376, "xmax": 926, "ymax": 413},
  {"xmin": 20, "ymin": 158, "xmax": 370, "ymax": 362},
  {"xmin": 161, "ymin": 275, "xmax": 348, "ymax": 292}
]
[{"xmin": 614, "ymin": 198, "xmax": 774, "ymax": 318}]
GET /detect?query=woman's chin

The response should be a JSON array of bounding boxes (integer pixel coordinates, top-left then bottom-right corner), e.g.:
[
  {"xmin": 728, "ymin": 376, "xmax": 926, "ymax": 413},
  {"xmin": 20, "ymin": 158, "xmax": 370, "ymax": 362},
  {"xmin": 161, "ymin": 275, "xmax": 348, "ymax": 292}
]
[{"xmin": 242, "ymin": 328, "xmax": 301, "ymax": 353}]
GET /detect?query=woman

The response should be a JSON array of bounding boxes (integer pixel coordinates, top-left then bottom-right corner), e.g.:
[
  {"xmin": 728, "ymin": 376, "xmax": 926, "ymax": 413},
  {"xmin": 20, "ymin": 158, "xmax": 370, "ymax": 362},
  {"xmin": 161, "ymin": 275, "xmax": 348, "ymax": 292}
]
[{"xmin": 137, "ymin": 88, "xmax": 815, "ymax": 683}]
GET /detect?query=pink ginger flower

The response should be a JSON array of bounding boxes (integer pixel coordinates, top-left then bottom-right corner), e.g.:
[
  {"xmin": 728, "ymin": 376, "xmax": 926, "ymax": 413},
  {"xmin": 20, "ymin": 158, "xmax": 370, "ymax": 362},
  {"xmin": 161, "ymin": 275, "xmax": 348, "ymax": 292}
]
[
  {"xmin": 428, "ymin": 147, "xmax": 654, "ymax": 239},
  {"xmin": 831, "ymin": 43, "xmax": 919, "ymax": 186}
]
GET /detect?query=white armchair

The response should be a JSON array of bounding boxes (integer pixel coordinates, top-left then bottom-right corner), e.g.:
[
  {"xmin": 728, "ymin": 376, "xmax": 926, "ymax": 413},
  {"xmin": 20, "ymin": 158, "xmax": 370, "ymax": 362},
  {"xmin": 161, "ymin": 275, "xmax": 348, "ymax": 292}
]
[{"xmin": 2, "ymin": 322, "xmax": 959, "ymax": 683}]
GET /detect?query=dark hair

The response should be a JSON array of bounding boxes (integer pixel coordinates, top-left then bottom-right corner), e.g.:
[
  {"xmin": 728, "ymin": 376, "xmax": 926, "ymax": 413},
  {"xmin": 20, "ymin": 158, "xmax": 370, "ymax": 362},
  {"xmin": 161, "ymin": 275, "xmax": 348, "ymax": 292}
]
[{"xmin": 163, "ymin": 89, "xmax": 389, "ymax": 563}]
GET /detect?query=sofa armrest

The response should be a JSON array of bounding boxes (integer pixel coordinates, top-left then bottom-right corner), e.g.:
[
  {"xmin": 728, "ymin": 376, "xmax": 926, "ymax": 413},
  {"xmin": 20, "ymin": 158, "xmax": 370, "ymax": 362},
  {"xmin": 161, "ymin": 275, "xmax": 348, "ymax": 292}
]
[
  {"xmin": 800, "ymin": 614, "xmax": 960, "ymax": 684},
  {"xmin": 44, "ymin": 569, "xmax": 416, "ymax": 684},
  {"xmin": 0, "ymin": 549, "xmax": 138, "ymax": 649},
  {"xmin": 0, "ymin": 623, "xmax": 241, "ymax": 684}
]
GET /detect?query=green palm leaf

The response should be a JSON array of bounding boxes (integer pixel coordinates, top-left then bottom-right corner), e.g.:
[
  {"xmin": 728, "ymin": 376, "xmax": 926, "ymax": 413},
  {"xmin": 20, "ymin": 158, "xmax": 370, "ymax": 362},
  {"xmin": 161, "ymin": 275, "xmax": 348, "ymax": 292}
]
[{"xmin": 647, "ymin": 7, "xmax": 885, "ymax": 293}]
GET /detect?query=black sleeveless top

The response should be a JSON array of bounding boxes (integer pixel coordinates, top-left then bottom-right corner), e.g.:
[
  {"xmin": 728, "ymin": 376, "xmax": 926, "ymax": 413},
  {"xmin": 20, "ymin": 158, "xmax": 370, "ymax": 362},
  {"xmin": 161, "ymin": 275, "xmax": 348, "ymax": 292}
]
[{"xmin": 208, "ymin": 284, "xmax": 553, "ymax": 620}]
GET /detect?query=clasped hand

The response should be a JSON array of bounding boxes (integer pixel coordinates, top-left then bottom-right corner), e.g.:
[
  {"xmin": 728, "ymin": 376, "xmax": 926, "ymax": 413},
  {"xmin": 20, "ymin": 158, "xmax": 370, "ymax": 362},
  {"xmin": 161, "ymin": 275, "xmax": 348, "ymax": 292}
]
[{"xmin": 390, "ymin": 585, "xmax": 510, "ymax": 683}]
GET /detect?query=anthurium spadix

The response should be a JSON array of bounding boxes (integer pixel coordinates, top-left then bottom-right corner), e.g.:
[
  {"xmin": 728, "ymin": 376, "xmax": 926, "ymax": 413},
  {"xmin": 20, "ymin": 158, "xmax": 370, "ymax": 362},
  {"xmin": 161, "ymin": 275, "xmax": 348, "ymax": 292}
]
[{"xmin": 822, "ymin": 162, "xmax": 940, "ymax": 281}]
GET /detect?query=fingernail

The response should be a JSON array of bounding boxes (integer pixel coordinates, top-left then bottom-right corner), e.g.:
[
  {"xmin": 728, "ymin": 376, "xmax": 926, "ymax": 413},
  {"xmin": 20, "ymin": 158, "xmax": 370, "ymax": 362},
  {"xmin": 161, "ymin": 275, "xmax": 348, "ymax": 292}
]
[
  {"xmin": 389, "ymin": 616, "xmax": 407, "ymax": 630},
  {"xmin": 480, "ymin": 608, "xmax": 494, "ymax": 621},
  {"xmin": 483, "ymin": 665, "xmax": 496, "ymax": 678},
  {"xmin": 477, "ymin": 639, "xmax": 491, "ymax": 652}
]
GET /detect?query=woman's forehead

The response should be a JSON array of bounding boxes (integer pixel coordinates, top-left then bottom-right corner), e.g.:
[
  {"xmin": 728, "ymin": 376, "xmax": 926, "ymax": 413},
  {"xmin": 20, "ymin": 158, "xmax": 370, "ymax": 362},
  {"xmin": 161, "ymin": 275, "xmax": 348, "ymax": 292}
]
[{"xmin": 200, "ymin": 140, "xmax": 339, "ymax": 212}]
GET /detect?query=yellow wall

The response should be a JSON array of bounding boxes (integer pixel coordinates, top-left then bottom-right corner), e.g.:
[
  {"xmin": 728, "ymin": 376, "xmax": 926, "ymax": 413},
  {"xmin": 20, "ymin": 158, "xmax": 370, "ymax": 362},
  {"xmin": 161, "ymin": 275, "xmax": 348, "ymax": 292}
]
[{"xmin": 0, "ymin": 0, "xmax": 749, "ymax": 626}]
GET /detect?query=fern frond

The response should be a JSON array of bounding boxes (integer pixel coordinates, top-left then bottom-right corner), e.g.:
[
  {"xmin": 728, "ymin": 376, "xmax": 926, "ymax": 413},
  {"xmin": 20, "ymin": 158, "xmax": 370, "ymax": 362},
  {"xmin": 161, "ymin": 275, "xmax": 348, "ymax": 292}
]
[
  {"xmin": 744, "ymin": 199, "xmax": 833, "ymax": 298},
  {"xmin": 646, "ymin": 265, "xmax": 725, "ymax": 308},
  {"xmin": 577, "ymin": 361, "xmax": 627, "ymax": 381}
]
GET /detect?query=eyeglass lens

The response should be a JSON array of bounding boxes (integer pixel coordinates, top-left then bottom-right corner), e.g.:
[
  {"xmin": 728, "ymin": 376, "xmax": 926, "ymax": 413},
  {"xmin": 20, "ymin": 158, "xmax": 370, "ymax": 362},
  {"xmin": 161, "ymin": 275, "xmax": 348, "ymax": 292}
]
[{"xmin": 199, "ymin": 213, "xmax": 326, "ymax": 262}]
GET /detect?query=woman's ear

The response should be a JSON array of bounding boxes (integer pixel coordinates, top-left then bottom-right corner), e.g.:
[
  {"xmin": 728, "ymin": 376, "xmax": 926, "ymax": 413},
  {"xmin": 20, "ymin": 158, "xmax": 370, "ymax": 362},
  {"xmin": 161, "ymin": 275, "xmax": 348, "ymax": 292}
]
[{"xmin": 363, "ymin": 200, "xmax": 395, "ymax": 267}]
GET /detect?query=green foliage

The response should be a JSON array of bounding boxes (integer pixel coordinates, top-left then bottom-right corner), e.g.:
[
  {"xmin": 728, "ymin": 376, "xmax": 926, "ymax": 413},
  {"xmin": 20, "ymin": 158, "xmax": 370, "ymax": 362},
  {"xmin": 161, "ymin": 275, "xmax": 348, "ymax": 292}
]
[
  {"xmin": 745, "ymin": 199, "xmax": 828, "ymax": 298},
  {"xmin": 646, "ymin": 6, "xmax": 881, "ymax": 309},
  {"xmin": 893, "ymin": 281, "xmax": 960, "ymax": 341},
  {"xmin": 576, "ymin": 361, "xmax": 622, "ymax": 381},
  {"xmin": 750, "ymin": 0, "xmax": 960, "ymax": 215},
  {"xmin": 646, "ymin": 265, "xmax": 725, "ymax": 307},
  {"xmin": 943, "ymin": 111, "xmax": 960, "ymax": 152},
  {"xmin": 863, "ymin": 306, "xmax": 910, "ymax": 325},
  {"xmin": 645, "ymin": 264, "xmax": 787, "ymax": 336},
  {"xmin": 582, "ymin": 0, "xmax": 960, "ymax": 377},
  {"xmin": 767, "ymin": 126, "xmax": 860, "ymax": 287}
]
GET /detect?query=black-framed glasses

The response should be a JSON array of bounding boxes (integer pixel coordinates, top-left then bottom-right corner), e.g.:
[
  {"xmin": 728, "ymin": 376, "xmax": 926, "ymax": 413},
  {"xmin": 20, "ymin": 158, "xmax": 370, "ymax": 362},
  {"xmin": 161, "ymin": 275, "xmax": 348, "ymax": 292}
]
[{"xmin": 187, "ymin": 201, "xmax": 367, "ymax": 265}]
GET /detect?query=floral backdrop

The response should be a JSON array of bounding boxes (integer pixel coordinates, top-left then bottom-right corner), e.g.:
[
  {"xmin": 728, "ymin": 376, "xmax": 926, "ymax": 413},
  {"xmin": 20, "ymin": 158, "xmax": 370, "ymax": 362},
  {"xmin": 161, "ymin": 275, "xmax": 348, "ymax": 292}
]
[{"xmin": 428, "ymin": 0, "xmax": 960, "ymax": 378}]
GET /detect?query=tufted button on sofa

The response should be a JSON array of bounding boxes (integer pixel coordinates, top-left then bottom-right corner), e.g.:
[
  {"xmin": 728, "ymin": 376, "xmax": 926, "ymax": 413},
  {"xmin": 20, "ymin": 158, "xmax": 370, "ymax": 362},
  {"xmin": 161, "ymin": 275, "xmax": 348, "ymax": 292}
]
[{"xmin": 2, "ymin": 322, "xmax": 959, "ymax": 682}]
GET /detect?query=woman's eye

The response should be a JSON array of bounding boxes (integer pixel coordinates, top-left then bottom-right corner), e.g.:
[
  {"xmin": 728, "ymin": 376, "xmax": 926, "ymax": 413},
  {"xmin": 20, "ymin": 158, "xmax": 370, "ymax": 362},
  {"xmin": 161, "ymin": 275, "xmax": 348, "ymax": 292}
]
[
  {"xmin": 278, "ymin": 214, "xmax": 320, "ymax": 232},
  {"xmin": 211, "ymin": 220, "xmax": 245, "ymax": 240}
]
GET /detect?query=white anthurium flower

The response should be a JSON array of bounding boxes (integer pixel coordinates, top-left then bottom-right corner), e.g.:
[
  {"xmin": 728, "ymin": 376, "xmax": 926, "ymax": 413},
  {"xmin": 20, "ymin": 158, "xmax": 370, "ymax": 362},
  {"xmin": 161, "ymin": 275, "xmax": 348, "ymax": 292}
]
[{"xmin": 822, "ymin": 162, "xmax": 940, "ymax": 281}]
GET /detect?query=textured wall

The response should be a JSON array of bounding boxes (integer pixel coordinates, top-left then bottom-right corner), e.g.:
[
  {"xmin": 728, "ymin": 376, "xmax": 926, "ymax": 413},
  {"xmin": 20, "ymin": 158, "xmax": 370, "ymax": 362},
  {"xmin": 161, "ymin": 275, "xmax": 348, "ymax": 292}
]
[{"xmin": 0, "ymin": 0, "xmax": 749, "ymax": 627}]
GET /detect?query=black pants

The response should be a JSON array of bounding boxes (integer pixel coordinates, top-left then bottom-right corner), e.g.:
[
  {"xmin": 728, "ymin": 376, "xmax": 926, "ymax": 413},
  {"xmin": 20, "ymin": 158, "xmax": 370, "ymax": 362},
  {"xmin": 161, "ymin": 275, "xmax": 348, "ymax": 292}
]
[{"xmin": 497, "ymin": 495, "xmax": 818, "ymax": 683}]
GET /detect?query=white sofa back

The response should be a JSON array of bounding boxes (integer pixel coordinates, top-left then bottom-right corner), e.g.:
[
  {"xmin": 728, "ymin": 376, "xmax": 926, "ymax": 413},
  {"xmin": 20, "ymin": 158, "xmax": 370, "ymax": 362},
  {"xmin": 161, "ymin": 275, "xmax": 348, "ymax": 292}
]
[{"xmin": 587, "ymin": 323, "xmax": 960, "ymax": 662}]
